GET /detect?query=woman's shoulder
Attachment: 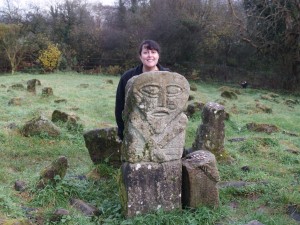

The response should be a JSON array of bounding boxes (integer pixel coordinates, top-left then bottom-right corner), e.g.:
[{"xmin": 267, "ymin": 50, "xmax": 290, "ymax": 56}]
[
  {"xmin": 158, "ymin": 64, "xmax": 171, "ymax": 72},
  {"xmin": 120, "ymin": 65, "xmax": 143, "ymax": 84}
]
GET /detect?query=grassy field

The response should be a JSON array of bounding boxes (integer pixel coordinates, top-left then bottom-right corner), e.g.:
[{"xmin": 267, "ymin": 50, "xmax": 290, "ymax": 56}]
[{"xmin": 0, "ymin": 72, "xmax": 299, "ymax": 225}]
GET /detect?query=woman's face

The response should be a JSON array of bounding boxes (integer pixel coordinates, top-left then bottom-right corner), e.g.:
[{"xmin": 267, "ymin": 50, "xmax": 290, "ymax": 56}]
[{"xmin": 139, "ymin": 46, "xmax": 160, "ymax": 71}]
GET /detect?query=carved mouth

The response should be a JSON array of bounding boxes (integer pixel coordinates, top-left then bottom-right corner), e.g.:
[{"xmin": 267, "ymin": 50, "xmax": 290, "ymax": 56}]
[{"xmin": 151, "ymin": 110, "xmax": 169, "ymax": 117}]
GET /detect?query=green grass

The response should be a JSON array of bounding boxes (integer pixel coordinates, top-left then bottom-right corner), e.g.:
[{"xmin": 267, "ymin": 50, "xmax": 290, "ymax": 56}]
[{"xmin": 0, "ymin": 73, "xmax": 299, "ymax": 224}]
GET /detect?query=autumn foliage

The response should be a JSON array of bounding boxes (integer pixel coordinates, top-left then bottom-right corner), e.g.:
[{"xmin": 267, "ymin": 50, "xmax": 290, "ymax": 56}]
[{"xmin": 38, "ymin": 44, "xmax": 61, "ymax": 72}]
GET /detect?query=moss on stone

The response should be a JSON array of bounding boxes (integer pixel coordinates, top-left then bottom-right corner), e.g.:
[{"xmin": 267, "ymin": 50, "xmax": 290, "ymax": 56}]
[{"xmin": 118, "ymin": 168, "xmax": 128, "ymax": 216}]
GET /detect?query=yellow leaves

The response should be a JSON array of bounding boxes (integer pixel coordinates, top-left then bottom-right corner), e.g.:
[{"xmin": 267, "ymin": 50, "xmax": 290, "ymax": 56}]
[{"xmin": 38, "ymin": 43, "xmax": 62, "ymax": 72}]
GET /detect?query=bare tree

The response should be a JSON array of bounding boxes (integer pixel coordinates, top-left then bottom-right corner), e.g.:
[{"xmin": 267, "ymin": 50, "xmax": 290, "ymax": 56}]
[
  {"xmin": 0, "ymin": 23, "xmax": 27, "ymax": 74},
  {"xmin": 0, "ymin": 0, "xmax": 23, "ymax": 23},
  {"xmin": 228, "ymin": 0, "xmax": 300, "ymax": 89}
]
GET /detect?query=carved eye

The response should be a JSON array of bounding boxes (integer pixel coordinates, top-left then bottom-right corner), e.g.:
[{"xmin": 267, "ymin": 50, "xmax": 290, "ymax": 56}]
[
  {"xmin": 167, "ymin": 85, "xmax": 182, "ymax": 96},
  {"xmin": 140, "ymin": 85, "xmax": 160, "ymax": 97}
]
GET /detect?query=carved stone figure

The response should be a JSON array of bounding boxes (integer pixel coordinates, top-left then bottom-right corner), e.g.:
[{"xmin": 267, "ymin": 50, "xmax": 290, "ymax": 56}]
[{"xmin": 122, "ymin": 71, "xmax": 190, "ymax": 163}]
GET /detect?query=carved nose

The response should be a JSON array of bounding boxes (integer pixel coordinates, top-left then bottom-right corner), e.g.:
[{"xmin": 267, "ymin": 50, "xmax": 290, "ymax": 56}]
[{"xmin": 157, "ymin": 92, "xmax": 166, "ymax": 107}]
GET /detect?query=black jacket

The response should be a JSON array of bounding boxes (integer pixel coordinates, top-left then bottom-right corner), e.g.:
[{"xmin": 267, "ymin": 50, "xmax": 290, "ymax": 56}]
[{"xmin": 115, "ymin": 64, "xmax": 170, "ymax": 140}]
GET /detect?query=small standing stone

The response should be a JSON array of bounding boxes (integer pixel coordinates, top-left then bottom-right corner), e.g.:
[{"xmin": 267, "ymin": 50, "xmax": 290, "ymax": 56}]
[
  {"xmin": 27, "ymin": 79, "xmax": 40, "ymax": 94},
  {"xmin": 182, "ymin": 150, "xmax": 220, "ymax": 208},
  {"xmin": 192, "ymin": 102, "xmax": 226, "ymax": 158},
  {"xmin": 37, "ymin": 156, "xmax": 68, "ymax": 189},
  {"xmin": 42, "ymin": 87, "xmax": 53, "ymax": 96}
]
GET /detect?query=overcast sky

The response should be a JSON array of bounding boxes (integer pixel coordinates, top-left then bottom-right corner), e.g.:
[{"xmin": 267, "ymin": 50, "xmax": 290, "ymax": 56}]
[{"xmin": 0, "ymin": 0, "xmax": 117, "ymax": 10}]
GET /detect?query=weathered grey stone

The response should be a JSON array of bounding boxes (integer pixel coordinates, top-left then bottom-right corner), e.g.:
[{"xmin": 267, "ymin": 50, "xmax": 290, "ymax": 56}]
[
  {"xmin": 78, "ymin": 83, "xmax": 89, "ymax": 88},
  {"xmin": 287, "ymin": 204, "xmax": 300, "ymax": 223},
  {"xmin": 50, "ymin": 208, "xmax": 70, "ymax": 222},
  {"xmin": 42, "ymin": 87, "xmax": 53, "ymax": 96},
  {"xmin": 22, "ymin": 115, "xmax": 61, "ymax": 137},
  {"xmin": 37, "ymin": 156, "xmax": 68, "ymax": 189},
  {"xmin": 119, "ymin": 160, "xmax": 182, "ymax": 218},
  {"xmin": 218, "ymin": 180, "xmax": 268, "ymax": 188},
  {"xmin": 246, "ymin": 122, "xmax": 279, "ymax": 134},
  {"xmin": 192, "ymin": 102, "xmax": 226, "ymax": 157},
  {"xmin": 54, "ymin": 99, "xmax": 67, "ymax": 103},
  {"xmin": 286, "ymin": 148, "xmax": 300, "ymax": 155},
  {"xmin": 182, "ymin": 150, "xmax": 220, "ymax": 208},
  {"xmin": 256, "ymin": 102, "xmax": 272, "ymax": 113},
  {"xmin": 285, "ymin": 99, "xmax": 299, "ymax": 106},
  {"xmin": 10, "ymin": 83, "xmax": 25, "ymax": 90},
  {"xmin": 27, "ymin": 79, "xmax": 40, "ymax": 94},
  {"xmin": 5, "ymin": 122, "xmax": 18, "ymax": 130},
  {"xmin": 185, "ymin": 101, "xmax": 205, "ymax": 117},
  {"xmin": 228, "ymin": 137, "xmax": 246, "ymax": 142},
  {"xmin": 221, "ymin": 90, "xmax": 237, "ymax": 99},
  {"xmin": 122, "ymin": 71, "xmax": 190, "ymax": 163},
  {"xmin": 51, "ymin": 110, "xmax": 78, "ymax": 125},
  {"xmin": 282, "ymin": 130, "xmax": 299, "ymax": 137},
  {"xmin": 83, "ymin": 127, "xmax": 122, "ymax": 167},
  {"xmin": 70, "ymin": 198, "xmax": 100, "ymax": 216},
  {"xmin": 8, "ymin": 97, "xmax": 23, "ymax": 106},
  {"xmin": 260, "ymin": 93, "xmax": 280, "ymax": 103},
  {"xmin": 106, "ymin": 79, "xmax": 113, "ymax": 84},
  {"xmin": 190, "ymin": 83, "xmax": 198, "ymax": 91},
  {"xmin": 14, "ymin": 180, "xmax": 27, "ymax": 192},
  {"xmin": 218, "ymin": 86, "xmax": 241, "ymax": 95}
]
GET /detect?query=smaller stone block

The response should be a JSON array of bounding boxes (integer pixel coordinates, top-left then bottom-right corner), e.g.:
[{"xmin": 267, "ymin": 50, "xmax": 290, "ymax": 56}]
[
  {"xmin": 192, "ymin": 102, "xmax": 226, "ymax": 156},
  {"xmin": 182, "ymin": 150, "xmax": 220, "ymax": 208},
  {"xmin": 83, "ymin": 127, "xmax": 122, "ymax": 167},
  {"xmin": 119, "ymin": 160, "xmax": 182, "ymax": 218}
]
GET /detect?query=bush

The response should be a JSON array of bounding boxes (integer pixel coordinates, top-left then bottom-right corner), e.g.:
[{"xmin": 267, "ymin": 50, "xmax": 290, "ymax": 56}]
[
  {"xmin": 38, "ymin": 43, "xmax": 62, "ymax": 72},
  {"xmin": 105, "ymin": 65, "xmax": 122, "ymax": 75}
]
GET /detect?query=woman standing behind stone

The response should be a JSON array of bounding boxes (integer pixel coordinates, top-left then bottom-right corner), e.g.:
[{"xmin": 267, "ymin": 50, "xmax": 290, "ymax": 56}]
[{"xmin": 115, "ymin": 40, "xmax": 169, "ymax": 140}]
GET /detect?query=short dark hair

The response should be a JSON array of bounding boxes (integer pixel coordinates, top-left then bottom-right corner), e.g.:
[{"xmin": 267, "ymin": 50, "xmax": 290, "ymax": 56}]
[{"xmin": 138, "ymin": 40, "xmax": 161, "ymax": 55}]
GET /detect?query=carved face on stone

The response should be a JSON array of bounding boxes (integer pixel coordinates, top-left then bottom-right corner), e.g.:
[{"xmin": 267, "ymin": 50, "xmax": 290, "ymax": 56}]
[{"xmin": 132, "ymin": 72, "xmax": 189, "ymax": 134}]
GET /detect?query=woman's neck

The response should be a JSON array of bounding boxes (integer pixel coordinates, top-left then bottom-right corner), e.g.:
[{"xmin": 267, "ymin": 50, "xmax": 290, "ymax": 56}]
[{"xmin": 142, "ymin": 65, "xmax": 159, "ymax": 72}]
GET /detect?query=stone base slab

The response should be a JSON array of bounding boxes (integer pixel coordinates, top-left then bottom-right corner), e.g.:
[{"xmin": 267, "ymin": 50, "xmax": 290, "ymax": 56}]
[{"xmin": 119, "ymin": 160, "xmax": 182, "ymax": 218}]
